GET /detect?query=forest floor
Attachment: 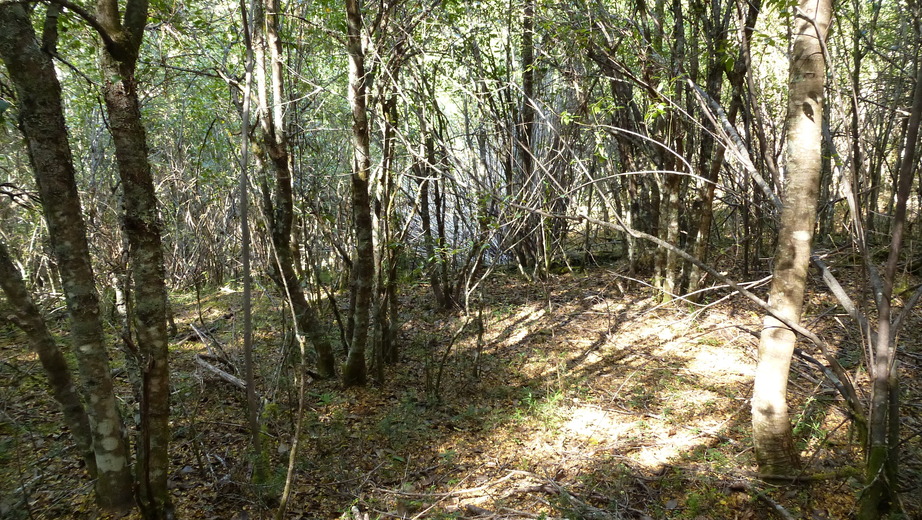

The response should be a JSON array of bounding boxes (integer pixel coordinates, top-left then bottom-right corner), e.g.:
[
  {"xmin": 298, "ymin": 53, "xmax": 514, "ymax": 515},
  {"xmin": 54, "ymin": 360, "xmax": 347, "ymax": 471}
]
[{"xmin": 2, "ymin": 264, "xmax": 921, "ymax": 519}]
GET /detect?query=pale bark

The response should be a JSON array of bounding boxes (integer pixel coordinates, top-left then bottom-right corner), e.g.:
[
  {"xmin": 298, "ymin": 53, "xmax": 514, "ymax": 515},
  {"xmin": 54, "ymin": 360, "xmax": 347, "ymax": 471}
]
[
  {"xmin": 0, "ymin": 4, "xmax": 134, "ymax": 511},
  {"xmin": 751, "ymin": 0, "xmax": 831, "ymax": 476}
]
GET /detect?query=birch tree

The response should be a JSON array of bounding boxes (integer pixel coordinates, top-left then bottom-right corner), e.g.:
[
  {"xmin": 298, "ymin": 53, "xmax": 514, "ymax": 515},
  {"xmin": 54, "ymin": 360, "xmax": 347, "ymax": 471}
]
[{"xmin": 751, "ymin": 0, "xmax": 832, "ymax": 476}]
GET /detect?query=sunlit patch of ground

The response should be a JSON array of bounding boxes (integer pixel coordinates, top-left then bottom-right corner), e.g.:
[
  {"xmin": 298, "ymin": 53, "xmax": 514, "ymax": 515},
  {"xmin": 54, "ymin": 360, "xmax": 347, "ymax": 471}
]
[{"xmin": 2, "ymin": 268, "xmax": 917, "ymax": 519}]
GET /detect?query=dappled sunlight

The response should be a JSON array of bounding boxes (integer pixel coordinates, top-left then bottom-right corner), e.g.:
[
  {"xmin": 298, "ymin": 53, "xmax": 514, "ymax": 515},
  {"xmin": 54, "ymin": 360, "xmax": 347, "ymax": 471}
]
[
  {"xmin": 495, "ymin": 304, "xmax": 547, "ymax": 347},
  {"xmin": 562, "ymin": 405, "xmax": 636, "ymax": 443},
  {"xmin": 685, "ymin": 346, "xmax": 756, "ymax": 379},
  {"xmin": 2, "ymin": 269, "xmax": 874, "ymax": 519}
]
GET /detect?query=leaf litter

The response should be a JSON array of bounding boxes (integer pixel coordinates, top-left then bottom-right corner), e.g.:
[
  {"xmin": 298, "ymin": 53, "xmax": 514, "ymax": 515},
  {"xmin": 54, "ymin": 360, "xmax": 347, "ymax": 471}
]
[{"xmin": 1, "ymin": 265, "xmax": 921, "ymax": 519}]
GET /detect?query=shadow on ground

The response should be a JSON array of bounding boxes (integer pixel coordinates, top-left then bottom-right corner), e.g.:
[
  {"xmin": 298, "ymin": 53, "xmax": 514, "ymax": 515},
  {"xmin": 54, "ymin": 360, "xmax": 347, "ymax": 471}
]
[{"xmin": 1, "ymin": 267, "xmax": 919, "ymax": 519}]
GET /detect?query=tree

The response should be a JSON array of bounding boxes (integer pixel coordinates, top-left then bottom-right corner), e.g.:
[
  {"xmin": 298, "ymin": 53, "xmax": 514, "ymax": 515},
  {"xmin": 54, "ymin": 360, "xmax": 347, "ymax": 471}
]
[
  {"xmin": 343, "ymin": 0, "xmax": 374, "ymax": 387},
  {"xmin": 94, "ymin": 0, "xmax": 174, "ymax": 514},
  {"xmin": 857, "ymin": 19, "xmax": 922, "ymax": 516},
  {"xmin": 251, "ymin": 0, "xmax": 337, "ymax": 379},
  {"xmin": 750, "ymin": 0, "xmax": 832, "ymax": 476},
  {"xmin": 0, "ymin": 4, "xmax": 135, "ymax": 511},
  {"xmin": 0, "ymin": 239, "xmax": 97, "ymax": 479}
]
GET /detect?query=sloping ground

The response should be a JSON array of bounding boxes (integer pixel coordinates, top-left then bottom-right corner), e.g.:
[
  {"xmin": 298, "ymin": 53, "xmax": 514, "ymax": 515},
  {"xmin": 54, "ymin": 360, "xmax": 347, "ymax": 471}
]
[{"xmin": 1, "ymin": 266, "xmax": 920, "ymax": 519}]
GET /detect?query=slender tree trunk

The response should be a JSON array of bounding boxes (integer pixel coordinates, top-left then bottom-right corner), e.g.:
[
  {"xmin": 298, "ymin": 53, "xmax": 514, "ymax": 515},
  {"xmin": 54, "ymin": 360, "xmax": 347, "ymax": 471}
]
[
  {"xmin": 657, "ymin": 0, "xmax": 686, "ymax": 301},
  {"xmin": 238, "ymin": 0, "xmax": 266, "ymax": 489},
  {"xmin": 344, "ymin": 0, "xmax": 374, "ymax": 387},
  {"xmin": 378, "ymin": 75, "xmax": 402, "ymax": 366},
  {"xmin": 516, "ymin": 0, "xmax": 541, "ymax": 277},
  {"xmin": 687, "ymin": 0, "xmax": 738, "ymax": 301},
  {"xmin": 95, "ymin": 0, "xmax": 173, "ymax": 515},
  {"xmin": 859, "ymin": 33, "xmax": 922, "ymax": 518},
  {"xmin": 0, "ymin": 4, "xmax": 134, "ymax": 511},
  {"xmin": 751, "ymin": 0, "xmax": 831, "ymax": 476},
  {"xmin": 0, "ymin": 240, "xmax": 97, "ymax": 477},
  {"xmin": 254, "ymin": 0, "xmax": 337, "ymax": 378},
  {"xmin": 416, "ymin": 154, "xmax": 447, "ymax": 307}
]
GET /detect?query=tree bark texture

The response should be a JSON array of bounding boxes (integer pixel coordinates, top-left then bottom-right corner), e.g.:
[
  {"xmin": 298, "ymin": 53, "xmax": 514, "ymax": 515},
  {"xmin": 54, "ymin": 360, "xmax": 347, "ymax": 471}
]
[
  {"xmin": 0, "ymin": 240, "xmax": 97, "ymax": 477},
  {"xmin": 751, "ymin": 0, "xmax": 831, "ymax": 476},
  {"xmin": 344, "ymin": 0, "xmax": 374, "ymax": 387},
  {"xmin": 96, "ymin": 0, "xmax": 173, "ymax": 515},
  {"xmin": 254, "ymin": 0, "xmax": 336, "ymax": 378},
  {"xmin": 859, "ymin": 26, "xmax": 922, "ymax": 517},
  {"xmin": 512, "ymin": 0, "xmax": 541, "ymax": 276},
  {"xmin": 687, "ymin": 0, "xmax": 738, "ymax": 301},
  {"xmin": 0, "ymin": 4, "xmax": 134, "ymax": 511}
]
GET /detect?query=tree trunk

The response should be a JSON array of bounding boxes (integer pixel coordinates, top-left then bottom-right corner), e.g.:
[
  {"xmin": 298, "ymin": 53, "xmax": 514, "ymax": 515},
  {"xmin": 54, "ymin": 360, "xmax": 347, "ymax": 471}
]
[
  {"xmin": 95, "ymin": 0, "xmax": 173, "ymax": 515},
  {"xmin": 343, "ymin": 0, "xmax": 374, "ymax": 387},
  {"xmin": 751, "ymin": 0, "xmax": 831, "ymax": 476},
  {"xmin": 416, "ymin": 153, "xmax": 448, "ymax": 307},
  {"xmin": 238, "ymin": 0, "xmax": 265, "ymax": 487},
  {"xmin": 515, "ymin": 0, "xmax": 542, "ymax": 278},
  {"xmin": 656, "ymin": 0, "xmax": 686, "ymax": 301},
  {"xmin": 859, "ymin": 30, "xmax": 922, "ymax": 517},
  {"xmin": 254, "ymin": 0, "xmax": 337, "ymax": 378},
  {"xmin": 0, "ymin": 240, "xmax": 97, "ymax": 478},
  {"xmin": 687, "ymin": 0, "xmax": 739, "ymax": 301},
  {"xmin": 0, "ymin": 4, "xmax": 134, "ymax": 511},
  {"xmin": 378, "ymin": 74, "xmax": 402, "ymax": 366}
]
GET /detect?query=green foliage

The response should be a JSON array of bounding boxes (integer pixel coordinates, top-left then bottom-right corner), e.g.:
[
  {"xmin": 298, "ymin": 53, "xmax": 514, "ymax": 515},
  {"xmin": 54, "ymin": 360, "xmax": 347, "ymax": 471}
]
[{"xmin": 0, "ymin": 97, "xmax": 10, "ymax": 123}]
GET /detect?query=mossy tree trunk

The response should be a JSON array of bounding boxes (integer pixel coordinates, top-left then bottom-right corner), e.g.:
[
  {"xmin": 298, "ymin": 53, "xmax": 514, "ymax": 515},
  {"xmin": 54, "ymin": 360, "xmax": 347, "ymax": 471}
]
[
  {"xmin": 0, "ymin": 4, "xmax": 135, "ymax": 512},
  {"xmin": 858, "ymin": 21, "xmax": 922, "ymax": 518},
  {"xmin": 0, "ymin": 240, "xmax": 97, "ymax": 479},
  {"xmin": 95, "ymin": 0, "xmax": 173, "ymax": 515}
]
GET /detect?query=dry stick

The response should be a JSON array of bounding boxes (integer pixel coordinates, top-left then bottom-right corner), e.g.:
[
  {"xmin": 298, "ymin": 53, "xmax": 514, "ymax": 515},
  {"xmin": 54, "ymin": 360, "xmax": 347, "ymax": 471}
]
[
  {"xmin": 392, "ymin": 472, "xmax": 504, "ymax": 520},
  {"xmin": 811, "ymin": 256, "xmax": 876, "ymax": 345},
  {"xmin": 190, "ymin": 323, "xmax": 232, "ymax": 363},
  {"xmin": 508, "ymin": 470, "xmax": 629, "ymax": 519},
  {"xmin": 893, "ymin": 283, "xmax": 922, "ymax": 335},
  {"xmin": 376, "ymin": 471, "xmax": 514, "ymax": 500},
  {"xmin": 754, "ymin": 490, "xmax": 797, "ymax": 520},
  {"xmin": 688, "ymin": 81, "xmax": 782, "ymax": 212},
  {"xmin": 194, "ymin": 354, "xmax": 247, "ymax": 390}
]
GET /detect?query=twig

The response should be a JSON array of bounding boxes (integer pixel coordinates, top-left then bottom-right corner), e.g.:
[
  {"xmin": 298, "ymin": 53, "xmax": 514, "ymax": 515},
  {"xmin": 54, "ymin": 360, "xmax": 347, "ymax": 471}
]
[
  {"xmin": 375, "ymin": 471, "xmax": 515, "ymax": 499},
  {"xmin": 754, "ymin": 490, "xmax": 796, "ymax": 520},
  {"xmin": 508, "ymin": 470, "xmax": 624, "ymax": 520}
]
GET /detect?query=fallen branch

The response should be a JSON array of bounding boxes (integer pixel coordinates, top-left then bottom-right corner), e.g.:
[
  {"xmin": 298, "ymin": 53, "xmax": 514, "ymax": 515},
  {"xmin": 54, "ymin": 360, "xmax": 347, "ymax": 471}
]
[
  {"xmin": 374, "ymin": 471, "xmax": 516, "ymax": 499},
  {"xmin": 728, "ymin": 481, "xmax": 796, "ymax": 520},
  {"xmin": 755, "ymin": 491, "xmax": 796, "ymax": 520},
  {"xmin": 507, "ymin": 470, "xmax": 627, "ymax": 520},
  {"xmin": 522, "ymin": 206, "xmax": 868, "ymax": 432},
  {"xmin": 194, "ymin": 353, "xmax": 246, "ymax": 390},
  {"xmin": 190, "ymin": 323, "xmax": 233, "ymax": 362}
]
